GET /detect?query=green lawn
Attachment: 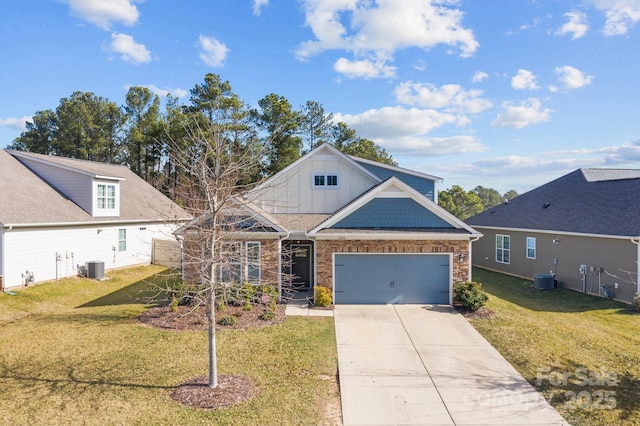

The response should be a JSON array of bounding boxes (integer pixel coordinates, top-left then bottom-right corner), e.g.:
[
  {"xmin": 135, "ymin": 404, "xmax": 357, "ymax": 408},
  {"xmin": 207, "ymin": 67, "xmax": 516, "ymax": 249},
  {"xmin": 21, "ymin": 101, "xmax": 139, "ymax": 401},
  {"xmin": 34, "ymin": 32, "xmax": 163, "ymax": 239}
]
[
  {"xmin": 0, "ymin": 266, "xmax": 339, "ymax": 426},
  {"xmin": 470, "ymin": 267, "xmax": 640, "ymax": 426}
]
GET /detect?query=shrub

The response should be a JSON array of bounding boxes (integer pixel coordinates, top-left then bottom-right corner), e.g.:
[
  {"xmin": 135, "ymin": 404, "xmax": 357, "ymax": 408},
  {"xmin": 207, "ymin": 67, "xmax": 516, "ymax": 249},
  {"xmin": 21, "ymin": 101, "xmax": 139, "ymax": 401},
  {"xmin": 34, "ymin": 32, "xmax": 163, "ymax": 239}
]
[
  {"xmin": 217, "ymin": 315, "xmax": 237, "ymax": 326},
  {"xmin": 170, "ymin": 296, "xmax": 179, "ymax": 312},
  {"xmin": 633, "ymin": 293, "xmax": 640, "ymax": 311},
  {"xmin": 314, "ymin": 286, "xmax": 332, "ymax": 307},
  {"xmin": 243, "ymin": 302, "xmax": 253, "ymax": 311},
  {"xmin": 259, "ymin": 309, "xmax": 276, "ymax": 321},
  {"xmin": 453, "ymin": 281, "xmax": 488, "ymax": 311}
]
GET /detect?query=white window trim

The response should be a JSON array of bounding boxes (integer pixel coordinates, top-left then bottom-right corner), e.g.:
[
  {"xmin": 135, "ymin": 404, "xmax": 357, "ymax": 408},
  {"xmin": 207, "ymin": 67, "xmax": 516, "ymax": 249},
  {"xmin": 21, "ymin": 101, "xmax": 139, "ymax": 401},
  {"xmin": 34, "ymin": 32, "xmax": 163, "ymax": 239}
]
[
  {"xmin": 118, "ymin": 228, "xmax": 127, "ymax": 252},
  {"xmin": 219, "ymin": 242, "xmax": 242, "ymax": 283},
  {"xmin": 312, "ymin": 173, "xmax": 340, "ymax": 189},
  {"xmin": 496, "ymin": 234, "xmax": 510, "ymax": 264},
  {"xmin": 526, "ymin": 237, "xmax": 536, "ymax": 259},
  {"xmin": 246, "ymin": 241, "xmax": 261, "ymax": 284},
  {"xmin": 94, "ymin": 181, "xmax": 120, "ymax": 217}
]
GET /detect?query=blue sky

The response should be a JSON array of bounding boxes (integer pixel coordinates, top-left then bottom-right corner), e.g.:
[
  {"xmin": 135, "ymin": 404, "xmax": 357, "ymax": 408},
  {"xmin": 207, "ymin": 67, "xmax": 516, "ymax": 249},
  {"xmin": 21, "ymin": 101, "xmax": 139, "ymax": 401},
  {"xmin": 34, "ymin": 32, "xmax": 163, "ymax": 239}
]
[{"xmin": 1, "ymin": 0, "xmax": 639, "ymax": 194}]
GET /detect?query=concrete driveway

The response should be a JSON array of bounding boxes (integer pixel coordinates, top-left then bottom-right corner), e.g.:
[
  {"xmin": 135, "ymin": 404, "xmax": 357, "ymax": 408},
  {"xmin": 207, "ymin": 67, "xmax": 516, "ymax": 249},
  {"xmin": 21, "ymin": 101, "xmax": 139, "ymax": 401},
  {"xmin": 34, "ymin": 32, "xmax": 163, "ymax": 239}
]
[{"xmin": 335, "ymin": 304, "xmax": 568, "ymax": 425}]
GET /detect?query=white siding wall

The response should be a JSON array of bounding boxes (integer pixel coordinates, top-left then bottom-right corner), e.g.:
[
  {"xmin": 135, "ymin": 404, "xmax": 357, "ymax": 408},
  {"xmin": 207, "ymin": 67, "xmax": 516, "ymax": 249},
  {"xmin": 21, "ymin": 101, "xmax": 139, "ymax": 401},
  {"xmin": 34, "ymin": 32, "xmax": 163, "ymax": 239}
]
[
  {"xmin": 255, "ymin": 154, "xmax": 378, "ymax": 214},
  {"xmin": 2, "ymin": 222, "xmax": 179, "ymax": 289},
  {"xmin": 17, "ymin": 158, "xmax": 94, "ymax": 214}
]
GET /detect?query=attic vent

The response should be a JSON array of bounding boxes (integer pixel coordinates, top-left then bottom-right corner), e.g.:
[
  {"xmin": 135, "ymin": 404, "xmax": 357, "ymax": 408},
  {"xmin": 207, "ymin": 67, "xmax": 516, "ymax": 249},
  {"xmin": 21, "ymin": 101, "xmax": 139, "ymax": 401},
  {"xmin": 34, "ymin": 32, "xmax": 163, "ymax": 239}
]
[{"xmin": 542, "ymin": 202, "xmax": 551, "ymax": 209}]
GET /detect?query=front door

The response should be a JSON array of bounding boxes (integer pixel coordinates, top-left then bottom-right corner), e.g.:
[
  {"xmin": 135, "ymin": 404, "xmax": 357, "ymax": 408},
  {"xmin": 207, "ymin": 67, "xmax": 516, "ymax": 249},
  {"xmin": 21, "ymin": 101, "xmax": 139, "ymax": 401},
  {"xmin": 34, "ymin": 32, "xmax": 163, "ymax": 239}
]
[{"xmin": 291, "ymin": 244, "xmax": 312, "ymax": 289}]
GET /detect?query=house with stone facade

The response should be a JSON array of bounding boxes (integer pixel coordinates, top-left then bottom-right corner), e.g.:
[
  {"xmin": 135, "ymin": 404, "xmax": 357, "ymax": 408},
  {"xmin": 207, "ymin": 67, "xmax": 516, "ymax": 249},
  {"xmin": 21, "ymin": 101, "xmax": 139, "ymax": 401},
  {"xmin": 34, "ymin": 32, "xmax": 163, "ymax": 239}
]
[{"xmin": 180, "ymin": 143, "xmax": 481, "ymax": 305}]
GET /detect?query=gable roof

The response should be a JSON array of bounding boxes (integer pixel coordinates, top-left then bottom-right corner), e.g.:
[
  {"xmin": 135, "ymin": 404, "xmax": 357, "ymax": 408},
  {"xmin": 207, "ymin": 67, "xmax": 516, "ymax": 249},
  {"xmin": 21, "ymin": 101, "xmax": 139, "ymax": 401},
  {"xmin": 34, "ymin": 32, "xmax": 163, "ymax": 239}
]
[
  {"xmin": 309, "ymin": 177, "xmax": 479, "ymax": 238},
  {"xmin": 466, "ymin": 168, "xmax": 640, "ymax": 237},
  {"xmin": 251, "ymin": 143, "xmax": 382, "ymax": 194},
  {"xmin": 1, "ymin": 149, "xmax": 190, "ymax": 226}
]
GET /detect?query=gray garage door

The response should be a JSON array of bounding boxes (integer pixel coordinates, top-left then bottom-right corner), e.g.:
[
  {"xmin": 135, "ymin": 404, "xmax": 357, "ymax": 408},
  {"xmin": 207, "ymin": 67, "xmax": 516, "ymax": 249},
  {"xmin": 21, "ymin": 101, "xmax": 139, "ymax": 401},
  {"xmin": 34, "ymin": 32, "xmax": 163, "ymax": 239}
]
[{"xmin": 334, "ymin": 254, "xmax": 450, "ymax": 304}]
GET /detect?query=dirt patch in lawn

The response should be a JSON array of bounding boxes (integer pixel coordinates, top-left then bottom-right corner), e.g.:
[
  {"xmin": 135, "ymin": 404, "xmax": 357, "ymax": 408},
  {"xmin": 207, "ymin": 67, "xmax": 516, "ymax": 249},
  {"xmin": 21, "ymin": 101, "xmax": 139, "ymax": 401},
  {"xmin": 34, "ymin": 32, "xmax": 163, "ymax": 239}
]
[
  {"xmin": 171, "ymin": 374, "xmax": 255, "ymax": 409},
  {"xmin": 139, "ymin": 303, "xmax": 286, "ymax": 331}
]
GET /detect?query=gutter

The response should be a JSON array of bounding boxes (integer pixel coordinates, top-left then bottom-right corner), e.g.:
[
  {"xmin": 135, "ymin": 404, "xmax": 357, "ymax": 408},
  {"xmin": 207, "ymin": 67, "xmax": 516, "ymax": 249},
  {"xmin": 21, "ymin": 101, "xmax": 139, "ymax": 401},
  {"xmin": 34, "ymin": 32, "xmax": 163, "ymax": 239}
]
[{"xmin": 2, "ymin": 218, "xmax": 192, "ymax": 229}]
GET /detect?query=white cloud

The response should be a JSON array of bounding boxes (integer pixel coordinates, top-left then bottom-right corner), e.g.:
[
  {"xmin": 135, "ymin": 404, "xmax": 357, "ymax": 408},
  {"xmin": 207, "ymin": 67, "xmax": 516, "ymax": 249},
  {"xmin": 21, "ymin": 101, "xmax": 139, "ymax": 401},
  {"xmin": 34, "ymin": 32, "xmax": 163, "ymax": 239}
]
[
  {"xmin": 61, "ymin": 0, "xmax": 140, "ymax": 30},
  {"xmin": 296, "ymin": 0, "xmax": 478, "ymax": 77},
  {"xmin": 199, "ymin": 35, "xmax": 229, "ymax": 67},
  {"xmin": 472, "ymin": 71, "xmax": 489, "ymax": 83},
  {"xmin": 107, "ymin": 33, "xmax": 151, "ymax": 64},
  {"xmin": 380, "ymin": 135, "xmax": 487, "ymax": 156},
  {"xmin": 587, "ymin": 0, "xmax": 640, "ymax": 35},
  {"xmin": 555, "ymin": 65, "xmax": 593, "ymax": 89},
  {"xmin": 335, "ymin": 106, "xmax": 458, "ymax": 139},
  {"xmin": 0, "ymin": 116, "xmax": 31, "ymax": 131},
  {"xmin": 334, "ymin": 57, "xmax": 396, "ymax": 79},
  {"xmin": 253, "ymin": 0, "xmax": 269, "ymax": 16},
  {"xmin": 511, "ymin": 69, "xmax": 540, "ymax": 90},
  {"xmin": 491, "ymin": 98, "xmax": 552, "ymax": 129},
  {"xmin": 556, "ymin": 11, "xmax": 589, "ymax": 39},
  {"xmin": 126, "ymin": 84, "xmax": 188, "ymax": 98},
  {"xmin": 394, "ymin": 81, "xmax": 492, "ymax": 114}
]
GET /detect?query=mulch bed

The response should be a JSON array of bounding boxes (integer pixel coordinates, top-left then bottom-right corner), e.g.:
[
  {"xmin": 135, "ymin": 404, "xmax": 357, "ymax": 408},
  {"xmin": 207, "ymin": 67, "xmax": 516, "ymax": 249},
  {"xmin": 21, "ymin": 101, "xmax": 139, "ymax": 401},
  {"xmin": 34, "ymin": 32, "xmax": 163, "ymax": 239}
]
[
  {"xmin": 454, "ymin": 304, "xmax": 495, "ymax": 319},
  {"xmin": 140, "ymin": 302, "xmax": 286, "ymax": 410},
  {"xmin": 138, "ymin": 303, "xmax": 286, "ymax": 331},
  {"xmin": 170, "ymin": 374, "xmax": 255, "ymax": 409}
]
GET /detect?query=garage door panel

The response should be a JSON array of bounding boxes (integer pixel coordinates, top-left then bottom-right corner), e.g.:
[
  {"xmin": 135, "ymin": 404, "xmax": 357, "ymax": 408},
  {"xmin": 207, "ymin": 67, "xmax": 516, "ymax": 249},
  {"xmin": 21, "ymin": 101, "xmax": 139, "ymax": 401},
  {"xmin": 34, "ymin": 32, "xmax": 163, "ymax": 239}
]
[{"xmin": 334, "ymin": 254, "xmax": 450, "ymax": 304}]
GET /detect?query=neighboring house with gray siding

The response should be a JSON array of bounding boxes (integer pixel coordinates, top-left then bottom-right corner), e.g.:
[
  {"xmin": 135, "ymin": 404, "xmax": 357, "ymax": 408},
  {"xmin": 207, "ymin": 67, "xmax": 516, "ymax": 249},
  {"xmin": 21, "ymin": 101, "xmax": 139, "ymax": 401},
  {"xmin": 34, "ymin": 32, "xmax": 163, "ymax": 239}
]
[
  {"xmin": 466, "ymin": 169, "xmax": 640, "ymax": 303},
  {"xmin": 180, "ymin": 143, "xmax": 482, "ymax": 305},
  {"xmin": 0, "ymin": 149, "xmax": 190, "ymax": 290}
]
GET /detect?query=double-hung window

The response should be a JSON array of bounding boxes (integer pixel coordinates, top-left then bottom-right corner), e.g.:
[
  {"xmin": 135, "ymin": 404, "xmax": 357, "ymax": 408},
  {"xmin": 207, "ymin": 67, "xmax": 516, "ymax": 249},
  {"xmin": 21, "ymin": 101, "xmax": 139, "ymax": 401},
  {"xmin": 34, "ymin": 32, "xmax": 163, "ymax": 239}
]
[
  {"xmin": 218, "ymin": 242, "xmax": 262, "ymax": 284},
  {"xmin": 496, "ymin": 234, "xmax": 510, "ymax": 264},
  {"xmin": 97, "ymin": 184, "xmax": 116, "ymax": 209},
  {"xmin": 118, "ymin": 229, "xmax": 127, "ymax": 251},
  {"xmin": 526, "ymin": 237, "xmax": 536, "ymax": 259},
  {"xmin": 246, "ymin": 242, "xmax": 261, "ymax": 284},
  {"xmin": 220, "ymin": 242, "xmax": 242, "ymax": 283}
]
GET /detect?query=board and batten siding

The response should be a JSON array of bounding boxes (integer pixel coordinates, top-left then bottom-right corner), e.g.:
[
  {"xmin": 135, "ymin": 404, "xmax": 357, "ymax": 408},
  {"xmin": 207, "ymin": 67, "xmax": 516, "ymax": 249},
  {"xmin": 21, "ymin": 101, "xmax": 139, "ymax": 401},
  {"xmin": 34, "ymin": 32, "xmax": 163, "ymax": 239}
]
[
  {"xmin": 472, "ymin": 227, "xmax": 639, "ymax": 303},
  {"xmin": 2, "ymin": 223, "xmax": 178, "ymax": 289},
  {"xmin": 254, "ymin": 154, "xmax": 378, "ymax": 214},
  {"xmin": 13, "ymin": 157, "xmax": 96, "ymax": 214}
]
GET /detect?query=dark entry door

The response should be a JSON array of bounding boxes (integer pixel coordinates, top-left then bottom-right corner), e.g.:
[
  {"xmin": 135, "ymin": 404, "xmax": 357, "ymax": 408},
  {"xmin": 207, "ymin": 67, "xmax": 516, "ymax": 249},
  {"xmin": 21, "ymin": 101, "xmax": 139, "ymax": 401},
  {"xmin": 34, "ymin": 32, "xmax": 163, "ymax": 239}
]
[{"xmin": 291, "ymin": 244, "xmax": 312, "ymax": 289}]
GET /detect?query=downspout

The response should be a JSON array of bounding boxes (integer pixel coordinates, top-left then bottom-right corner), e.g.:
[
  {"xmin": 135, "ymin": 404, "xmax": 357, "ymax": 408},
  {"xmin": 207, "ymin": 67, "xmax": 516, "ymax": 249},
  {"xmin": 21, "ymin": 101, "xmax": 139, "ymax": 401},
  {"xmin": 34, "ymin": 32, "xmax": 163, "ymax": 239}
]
[
  {"xmin": 176, "ymin": 235, "xmax": 185, "ymax": 280},
  {"xmin": 632, "ymin": 237, "xmax": 640, "ymax": 294},
  {"xmin": 468, "ymin": 236, "xmax": 481, "ymax": 282},
  {"xmin": 0, "ymin": 226, "xmax": 7, "ymax": 291}
]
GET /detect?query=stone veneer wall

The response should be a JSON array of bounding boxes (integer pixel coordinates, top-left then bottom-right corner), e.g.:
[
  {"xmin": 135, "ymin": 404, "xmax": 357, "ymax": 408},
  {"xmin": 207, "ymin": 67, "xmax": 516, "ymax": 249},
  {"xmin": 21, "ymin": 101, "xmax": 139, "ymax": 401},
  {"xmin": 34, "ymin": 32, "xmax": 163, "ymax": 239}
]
[{"xmin": 315, "ymin": 239, "xmax": 470, "ymax": 290}]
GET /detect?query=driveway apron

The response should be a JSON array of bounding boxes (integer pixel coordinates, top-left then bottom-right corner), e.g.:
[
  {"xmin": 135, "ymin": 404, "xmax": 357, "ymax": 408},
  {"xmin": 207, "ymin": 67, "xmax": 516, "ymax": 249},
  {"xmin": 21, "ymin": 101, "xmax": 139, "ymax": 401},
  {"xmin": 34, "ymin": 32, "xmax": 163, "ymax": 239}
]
[{"xmin": 335, "ymin": 304, "xmax": 568, "ymax": 425}]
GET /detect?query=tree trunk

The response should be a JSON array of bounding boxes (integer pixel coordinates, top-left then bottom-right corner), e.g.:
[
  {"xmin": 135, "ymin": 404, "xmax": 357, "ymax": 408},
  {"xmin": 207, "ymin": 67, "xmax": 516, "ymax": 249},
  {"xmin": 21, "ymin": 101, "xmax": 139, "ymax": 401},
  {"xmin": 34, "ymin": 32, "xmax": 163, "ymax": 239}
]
[{"xmin": 207, "ymin": 284, "xmax": 218, "ymax": 388}]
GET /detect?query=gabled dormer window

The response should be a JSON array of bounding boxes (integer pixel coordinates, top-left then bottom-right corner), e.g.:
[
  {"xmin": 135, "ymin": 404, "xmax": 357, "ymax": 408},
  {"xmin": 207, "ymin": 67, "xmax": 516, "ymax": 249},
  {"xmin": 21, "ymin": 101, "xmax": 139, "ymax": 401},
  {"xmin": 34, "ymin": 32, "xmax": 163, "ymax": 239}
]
[{"xmin": 313, "ymin": 173, "xmax": 339, "ymax": 188}]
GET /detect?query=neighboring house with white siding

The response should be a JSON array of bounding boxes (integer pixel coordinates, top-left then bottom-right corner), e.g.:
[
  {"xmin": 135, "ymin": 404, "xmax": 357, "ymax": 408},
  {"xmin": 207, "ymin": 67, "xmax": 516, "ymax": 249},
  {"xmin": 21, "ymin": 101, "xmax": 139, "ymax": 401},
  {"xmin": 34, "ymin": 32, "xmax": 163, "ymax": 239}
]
[{"xmin": 0, "ymin": 149, "xmax": 191, "ymax": 290}]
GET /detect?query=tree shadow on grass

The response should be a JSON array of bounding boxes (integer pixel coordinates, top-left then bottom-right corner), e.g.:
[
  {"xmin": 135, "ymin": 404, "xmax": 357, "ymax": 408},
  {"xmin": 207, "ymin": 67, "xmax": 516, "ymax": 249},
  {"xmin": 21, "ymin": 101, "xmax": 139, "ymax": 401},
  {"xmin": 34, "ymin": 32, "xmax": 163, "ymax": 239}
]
[{"xmin": 76, "ymin": 271, "xmax": 181, "ymax": 308}]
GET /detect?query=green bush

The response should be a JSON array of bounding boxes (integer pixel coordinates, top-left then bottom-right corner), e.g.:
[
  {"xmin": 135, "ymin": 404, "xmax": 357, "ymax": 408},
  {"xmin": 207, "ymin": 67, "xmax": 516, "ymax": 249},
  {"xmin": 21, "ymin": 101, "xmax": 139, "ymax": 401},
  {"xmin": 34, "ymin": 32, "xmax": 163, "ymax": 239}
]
[
  {"xmin": 243, "ymin": 302, "xmax": 253, "ymax": 311},
  {"xmin": 314, "ymin": 286, "xmax": 332, "ymax": 307},
  {"xmin": 453, "ymin": 281, "xmax": 488, "ymax": 311},
  {"xmin": 170, "ymin": 296, "xmax": 179, "ymax": 312},
  {"xmin": 217, "ymin": 315, "xmax": 237, "ymax": 326},
  {"xmin": 259, "ymin": 309, "xmax": 276, "ymax": 321}
]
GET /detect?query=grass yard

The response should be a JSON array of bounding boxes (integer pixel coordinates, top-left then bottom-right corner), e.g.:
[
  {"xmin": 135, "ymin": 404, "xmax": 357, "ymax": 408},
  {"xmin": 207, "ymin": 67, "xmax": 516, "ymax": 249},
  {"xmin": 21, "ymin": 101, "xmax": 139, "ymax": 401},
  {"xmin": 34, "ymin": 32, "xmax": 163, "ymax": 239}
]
[
  {"xmin": 0, "ymin": 266, "xmax": 339, "ymax": 426},
  {"xmin": 470, "ymin": 267, "xmax": 640, "ymax": 426}
]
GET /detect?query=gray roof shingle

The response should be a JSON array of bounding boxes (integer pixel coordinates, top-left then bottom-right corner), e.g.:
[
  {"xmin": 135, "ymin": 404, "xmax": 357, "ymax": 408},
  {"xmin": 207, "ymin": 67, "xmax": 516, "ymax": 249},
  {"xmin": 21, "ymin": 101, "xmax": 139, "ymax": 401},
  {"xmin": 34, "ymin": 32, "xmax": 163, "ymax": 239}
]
[
  {"xmin": 466, "ymin": 169, "xmax": 640, "ymax": 237},
  {"xmin": 1, "ymin": 150, "xmax": 190, "ymax": 225}
]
